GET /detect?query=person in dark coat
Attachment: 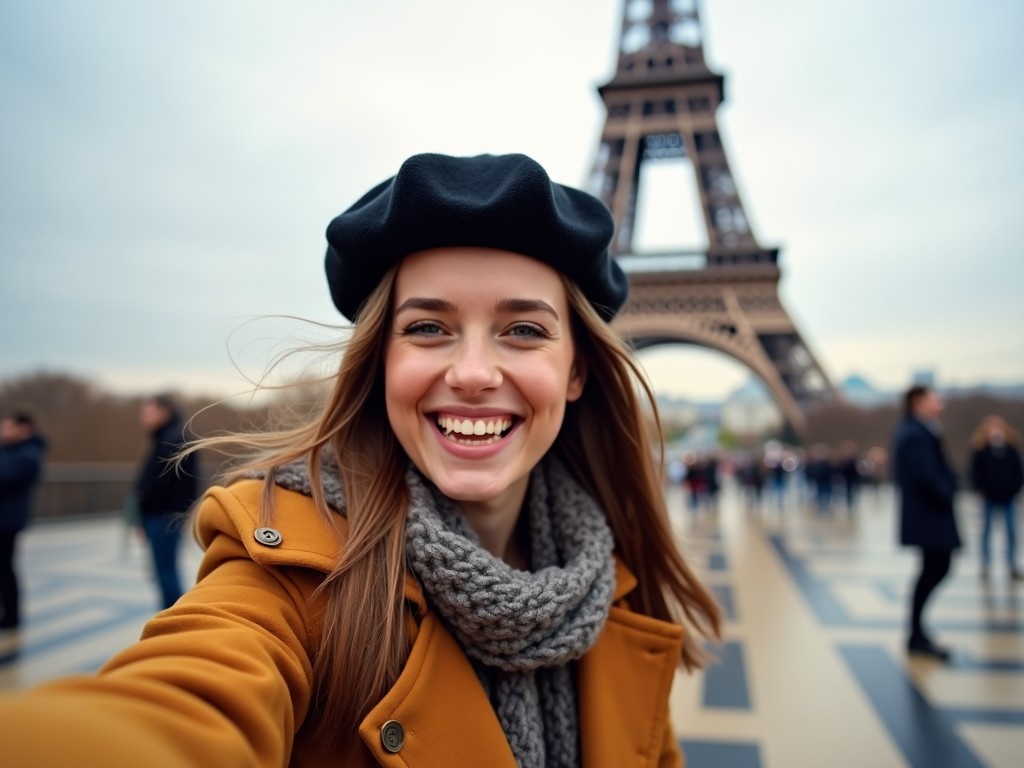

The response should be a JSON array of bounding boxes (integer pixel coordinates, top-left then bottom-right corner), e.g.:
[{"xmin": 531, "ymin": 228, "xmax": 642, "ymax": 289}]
[
  {"xmin": 136, "ymin": 394, "xmax": 199, "ymax": 609},
  {"xmin": 835, "ymin": 440, "xmax": 863, "ymax": 513},
  {"xmin": 0, "ymin": 411, "xmax": 47, "ymax": 632},
  {"xmin": 892, "ymin": 384, "xmax": 960, "ymax": 661},
  {"xmin": 969, "ymin": 415, "xmax": 1024, "ymax": 580}
]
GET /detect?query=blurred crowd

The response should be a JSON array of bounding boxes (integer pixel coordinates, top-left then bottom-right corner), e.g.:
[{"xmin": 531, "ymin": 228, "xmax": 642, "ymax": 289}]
[
  {"xmin": 664, "ymin": 420, "xmax": 1020, "ymax": 529},
  {"xmin": 665, "ymin": 441, "xmax": 891, "ymax": 516}
]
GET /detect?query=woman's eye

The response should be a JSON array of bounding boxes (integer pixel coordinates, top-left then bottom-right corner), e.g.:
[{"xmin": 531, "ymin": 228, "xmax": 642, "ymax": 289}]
[
  {"xmin": 508, "ymin": 323, "xmax": 548, "ymax": 339},
  {"xmin": 405, "ymin": 321, "xmax": 445, "ymax": 336}
]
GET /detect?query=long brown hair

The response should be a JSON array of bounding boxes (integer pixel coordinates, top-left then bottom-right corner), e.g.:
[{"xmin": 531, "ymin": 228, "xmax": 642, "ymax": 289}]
[
  {"xmin": 556, "ymin": 279, "xmax": 721, "ymax": 667},
  {"xmin": 970, "ymin": 415, "xmax": 1021, "ymax": 451},
  {"xmin": 191, "ymin": 267, "xmax": 721, "ymax": 745},
  {"xmin": 193, "ymin": 268, "xmax": 409, "ymax": 744}
]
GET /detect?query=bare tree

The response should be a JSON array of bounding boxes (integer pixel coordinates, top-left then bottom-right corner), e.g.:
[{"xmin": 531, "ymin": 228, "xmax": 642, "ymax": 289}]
[{"xmin": 805, "ymin": 395, "xmax": 1024, "ymax": 476}]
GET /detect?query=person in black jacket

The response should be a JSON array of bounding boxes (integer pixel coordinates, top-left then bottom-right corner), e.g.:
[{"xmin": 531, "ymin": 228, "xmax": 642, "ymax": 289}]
[
  {"xmin": 136, "ymin": 394, "xmax": 199, "ymax": 609},
  {"xmin": 969, "ymin": 415, "xmax": 1024, "ymax": 581},
  {"xmin": 892, "ymin": 384, "xmax": 960, "ymax": 661},
  {"xmin": 0, "ymin": 411, "xmax": 47, "ymax": 632}
]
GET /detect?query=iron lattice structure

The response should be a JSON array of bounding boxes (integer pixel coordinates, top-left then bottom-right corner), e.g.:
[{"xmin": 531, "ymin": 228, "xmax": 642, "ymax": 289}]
[{"xmin": 590, "ymin": 0, "xmax": 836, "ymax": 437}]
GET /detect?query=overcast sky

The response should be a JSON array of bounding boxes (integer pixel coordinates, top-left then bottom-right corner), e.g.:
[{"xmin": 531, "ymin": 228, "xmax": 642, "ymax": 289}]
[{"xmin": 2, "ymin": 0, "xmax": 1022, "ymax": 402}]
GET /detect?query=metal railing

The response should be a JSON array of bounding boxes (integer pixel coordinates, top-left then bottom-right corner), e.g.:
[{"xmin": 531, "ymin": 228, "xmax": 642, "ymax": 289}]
[
  {"xmin": 31, "ymin": 463, "xmax": 213, "ymax": 522},
  {"xmin": 31, "ymin": 463, "xmax": 138, "ymax": 521}
]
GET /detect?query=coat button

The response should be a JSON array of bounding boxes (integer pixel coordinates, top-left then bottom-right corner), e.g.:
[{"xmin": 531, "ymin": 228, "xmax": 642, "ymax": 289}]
[
  {"xmin": 254, "ymin": 527, "xmax": 282, "ymax": 547},
  {"xmin": 381, "ymin": 720, "xmax": 404, "ymax": 753}
]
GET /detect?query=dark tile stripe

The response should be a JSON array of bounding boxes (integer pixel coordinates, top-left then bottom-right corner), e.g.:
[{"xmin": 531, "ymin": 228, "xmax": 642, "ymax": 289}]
[
  {"xmin": 703, "ymin": 640, "xmax": 751, "ymax": 710},
  {"xmin": 680, "ymin": 739, "xmax": 761, "ymax": 768},
  {"xmin": 708, "ymin": 552, "xmax": 728, "ymax": 571},
  {"xmin": 943, "ymin": 707, "xmax": 1024, "ymax": 725},
  {"xmin": 709, "ymin": 584, "xmax": 736, "ymax": 621},
  {"xmin": 946, "ymin": 655, "xmax": 1024, "ymax": 673},
  {"xmin": 838, "ymin": 644, "xmax": 987, "ymax": 768},
  {"xmin": 768, "ymin": 535, "xmax": 849, "ymax": 624}
]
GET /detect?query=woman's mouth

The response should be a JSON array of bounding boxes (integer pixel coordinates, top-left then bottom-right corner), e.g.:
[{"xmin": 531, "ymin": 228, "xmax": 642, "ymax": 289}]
[{"xmin": 434, "ymin": 413, "xmax": 516, "ymax": 445}]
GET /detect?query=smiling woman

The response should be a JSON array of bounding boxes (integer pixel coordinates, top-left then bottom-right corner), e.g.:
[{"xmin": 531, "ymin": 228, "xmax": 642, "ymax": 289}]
[{"xmin": 0, "ymin": 153, "xmax": 722, "ymax": 767}]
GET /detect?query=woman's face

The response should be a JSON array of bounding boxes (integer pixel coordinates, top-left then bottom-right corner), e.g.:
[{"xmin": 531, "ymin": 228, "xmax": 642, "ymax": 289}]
[
  {"xmin": 385, "ymin": 247, "xmax": 585, "ymax": 514},
  {"xmin": 985, "ymin": 416, "xmax": 1006, "ymax": 443}
]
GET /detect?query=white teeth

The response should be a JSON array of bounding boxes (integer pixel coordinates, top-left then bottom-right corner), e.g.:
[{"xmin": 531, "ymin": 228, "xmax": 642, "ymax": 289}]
[{"xmin": 436, "ymin": 414, "xmax": 512, "ymax": 438}]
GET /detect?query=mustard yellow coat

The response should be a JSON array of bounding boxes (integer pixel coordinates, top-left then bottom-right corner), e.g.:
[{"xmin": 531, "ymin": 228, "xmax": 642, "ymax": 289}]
[{"xmin": 1, "ymin": 480, "xmax": 686, "ymax": 767}]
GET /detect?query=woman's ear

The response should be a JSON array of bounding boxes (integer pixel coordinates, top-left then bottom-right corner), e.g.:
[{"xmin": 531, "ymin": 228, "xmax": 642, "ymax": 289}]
[{"xmin": 566, "ymin": 357, "xmax": 587, "ymax": 402}]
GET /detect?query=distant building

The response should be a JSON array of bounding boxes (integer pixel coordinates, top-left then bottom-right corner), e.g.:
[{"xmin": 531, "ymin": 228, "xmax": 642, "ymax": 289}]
[
  {"xmin": 654, "ymin": 396, "xmax": 701, "ymax": 427},
  {"xmin": 839, "ymin": 373, "xmax": 897, "ymax": 407},
  {"xmin": 912, "ymin": 369, "xmax": 936, "ymax": 387},
  {"xmin": 668, "ymin": 424, "xmax": 720, "ymax": 455},
  {"xmin": 720, "ymin": 378, "xmax": 782, "ymax": 436}
]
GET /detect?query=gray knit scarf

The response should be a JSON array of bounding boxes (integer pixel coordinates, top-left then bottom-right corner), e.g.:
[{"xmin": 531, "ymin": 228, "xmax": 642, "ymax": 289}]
[{"xmin": 271, "ymin": 455, "xmax": 615, "ymax": 768}]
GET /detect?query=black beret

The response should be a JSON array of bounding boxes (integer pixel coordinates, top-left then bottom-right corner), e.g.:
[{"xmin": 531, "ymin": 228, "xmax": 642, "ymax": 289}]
[{"xmin": 324, "ymin": 153, "xmax": 627, "ymax": 322}]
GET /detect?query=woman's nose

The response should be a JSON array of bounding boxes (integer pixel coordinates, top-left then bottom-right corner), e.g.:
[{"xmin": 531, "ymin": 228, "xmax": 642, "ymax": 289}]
[{"xmin": 444, "ymin": 336, "xmax": 502, "ymax": 393}]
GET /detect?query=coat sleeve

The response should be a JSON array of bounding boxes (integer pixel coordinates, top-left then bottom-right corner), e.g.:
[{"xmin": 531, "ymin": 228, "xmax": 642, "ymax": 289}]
[
  {"xmin": 136, "ymin": 438, "xmax": 191, "ymax": 512},
  {"xmin": 0, "ymin": 444, "xmax": 42, "ymax": 491},
  {"xmin": 1011, "ymin": 447, "xmax": 1024, "ymax": 498},
  {"xmin": 136, "ymin": 441, "xmax": 168, "ymax": 509},
  {"xmin": 968, "ymin": 448, "xmax": 982, "ymax": 492},
  {"xmin": 0, "ymin": 490, "xmax": 320, "ymax": 768}
]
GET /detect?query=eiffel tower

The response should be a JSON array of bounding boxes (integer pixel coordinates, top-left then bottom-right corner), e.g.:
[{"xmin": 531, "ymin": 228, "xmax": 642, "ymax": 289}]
[{"xmin": 589, "ymin": 0, "xmax": 836, "ymax": 438}]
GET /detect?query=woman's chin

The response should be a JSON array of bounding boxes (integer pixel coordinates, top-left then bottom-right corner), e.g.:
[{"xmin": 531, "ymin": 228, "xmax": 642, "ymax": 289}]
[{"xmin": 422, "ymin": 466, "xmax": 528, "ymax": 511}]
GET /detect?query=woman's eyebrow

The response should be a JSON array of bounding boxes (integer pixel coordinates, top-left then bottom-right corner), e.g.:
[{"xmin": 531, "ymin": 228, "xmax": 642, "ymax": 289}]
[
  {"xmin": 496, "ymin": 298, "xmax": 559, "ymax": 320},
  {"xmin": 394, "ymin": 297, "xmax": 457, "ymax": 314}
]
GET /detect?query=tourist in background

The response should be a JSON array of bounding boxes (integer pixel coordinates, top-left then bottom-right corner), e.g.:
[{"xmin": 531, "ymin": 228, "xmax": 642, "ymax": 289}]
[
  {"xmin": 0, "ymin": 410, "xmax": 47, "ymax": 634},
  {"xmin": 892, "ymin": 384, "xmax": 960, "ymax": 661},
  {"xmin": 969, "ymin": 415, "xmax": 1023, "ymax": 581},
  {"xmin": 136, "ymin": 394, "xmax": 199, "ymax": 609},
  {"xmin": 835, "ymin": 440, "xmax": 863, "ymax": 513}
]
